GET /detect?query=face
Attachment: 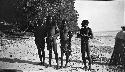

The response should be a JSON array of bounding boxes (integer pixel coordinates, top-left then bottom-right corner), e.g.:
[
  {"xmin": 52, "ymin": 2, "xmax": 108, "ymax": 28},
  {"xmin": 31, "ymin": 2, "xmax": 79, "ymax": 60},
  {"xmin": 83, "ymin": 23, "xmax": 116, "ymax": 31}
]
[
  {"xmin": 82, "ymin": 22, "xmax": 88, "ymax": 27},
  {"xmin": 85, "ymin": 24, "xmax": 88, "ymax": 27}
]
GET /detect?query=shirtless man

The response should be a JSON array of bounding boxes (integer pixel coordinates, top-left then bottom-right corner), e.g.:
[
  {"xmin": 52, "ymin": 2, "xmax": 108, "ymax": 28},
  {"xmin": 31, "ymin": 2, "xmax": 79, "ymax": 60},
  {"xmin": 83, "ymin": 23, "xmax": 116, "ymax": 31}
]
[
  {"xmin": 46, "ymin": 16, "xmax": 59, "ymax": 69},
  {"xmin": 60, "ymin": 19, "xmax": 72, "ymax": 68}
]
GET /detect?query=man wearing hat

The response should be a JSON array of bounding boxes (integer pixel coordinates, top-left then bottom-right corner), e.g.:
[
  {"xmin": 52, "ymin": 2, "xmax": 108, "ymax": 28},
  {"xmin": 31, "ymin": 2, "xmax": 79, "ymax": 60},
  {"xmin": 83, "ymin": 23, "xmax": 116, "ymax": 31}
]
[
  {"xmin": 80, "ymin": 20, "xmax": 93, "ymax": 70},
  {"xmin": 109, "ymin": 26, "xmax": 125, "ymax": 67}
]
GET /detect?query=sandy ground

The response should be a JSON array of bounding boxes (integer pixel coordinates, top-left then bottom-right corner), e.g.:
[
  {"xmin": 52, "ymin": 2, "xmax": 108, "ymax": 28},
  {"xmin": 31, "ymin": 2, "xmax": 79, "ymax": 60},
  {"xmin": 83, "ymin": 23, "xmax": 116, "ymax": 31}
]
[{"xmin": 0, "ymin": 33, "xmax": 124, "ymax": 72}]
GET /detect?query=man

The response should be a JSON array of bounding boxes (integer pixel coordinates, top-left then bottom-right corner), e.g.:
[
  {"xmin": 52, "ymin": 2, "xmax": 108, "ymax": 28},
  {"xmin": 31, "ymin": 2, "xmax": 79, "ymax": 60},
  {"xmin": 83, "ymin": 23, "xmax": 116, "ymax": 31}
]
[
  {"xmin": 34, "ymin": 20, "xmax": 47, "ymax": 66},
  {"xmin": 46, "ymin": 16, "xmax": 59, "ymax": 69},
  {"xmin": 60, "ymin": 19, "xmax": 71, "ymax": 68},
  {"xmin": 109, "ymin": 26, "xmax": 125, "ymax": 67},
  {"xmin": 80, "ymin": 20, "xmax": 93, "ymax": 70}
]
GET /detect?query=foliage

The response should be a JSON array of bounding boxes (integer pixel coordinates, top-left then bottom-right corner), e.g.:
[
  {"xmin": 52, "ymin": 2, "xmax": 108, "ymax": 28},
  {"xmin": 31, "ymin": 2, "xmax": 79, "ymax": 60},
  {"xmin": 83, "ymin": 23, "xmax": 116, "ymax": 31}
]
[{"xmin": 15, "ymin": 0, "xmax": 79, "ymax": 32}]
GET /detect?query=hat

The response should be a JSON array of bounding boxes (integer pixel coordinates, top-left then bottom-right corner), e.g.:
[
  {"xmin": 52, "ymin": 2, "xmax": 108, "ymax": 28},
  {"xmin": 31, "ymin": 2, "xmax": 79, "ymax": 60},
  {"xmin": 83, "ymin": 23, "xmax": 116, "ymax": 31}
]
[
  {"xmin": 121, "ymin": 26, "xmax": 125, "ymax": 30},
  {"xmin": 81, "ymin": 20, "xmax": 89, "ymax": 26}
]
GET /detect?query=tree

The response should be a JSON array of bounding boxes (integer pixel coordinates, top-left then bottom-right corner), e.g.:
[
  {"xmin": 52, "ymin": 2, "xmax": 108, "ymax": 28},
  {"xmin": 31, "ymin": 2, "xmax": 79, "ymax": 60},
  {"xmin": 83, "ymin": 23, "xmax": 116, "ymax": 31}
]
[
  {"xmin": 14, "ymin": 0, "xmax": 79, "ymax": 32},
  {"xmin": 0, "ymin": 0, "xmax": 17, "ymax": 23},
  {"xmin": 0, "ymin": 0, "xmax": 28, "ymax": 31}
]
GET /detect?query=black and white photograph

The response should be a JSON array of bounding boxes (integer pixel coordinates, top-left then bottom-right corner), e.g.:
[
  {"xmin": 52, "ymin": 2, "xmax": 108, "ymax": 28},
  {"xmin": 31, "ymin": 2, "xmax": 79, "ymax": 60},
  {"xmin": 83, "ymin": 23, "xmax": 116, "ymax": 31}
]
[{"xmin": 0, "ymin": 0, "xmax": 124, "ymax": 72}]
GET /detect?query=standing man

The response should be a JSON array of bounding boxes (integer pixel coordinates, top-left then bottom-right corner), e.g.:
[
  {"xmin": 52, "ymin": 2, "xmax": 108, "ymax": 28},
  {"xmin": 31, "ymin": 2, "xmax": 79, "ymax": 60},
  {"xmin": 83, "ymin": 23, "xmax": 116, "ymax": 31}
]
[
  {"xmin": 60, "ymin": 19, "xmax": 71, "ymax": 68},
  {"xmin": 34, "ymin": 20, "xmax": 47, "ymax": 66},
  {"xmin": 46, "ymin": 16, "xmax": 59, "ymax": 69},
  {"xmin": 109, "ymin": 26, "xmax": 125, "ymax": 67},
  {"xmin": 80, "ymin": 20, "xmax": 93, "ymax": 70}
]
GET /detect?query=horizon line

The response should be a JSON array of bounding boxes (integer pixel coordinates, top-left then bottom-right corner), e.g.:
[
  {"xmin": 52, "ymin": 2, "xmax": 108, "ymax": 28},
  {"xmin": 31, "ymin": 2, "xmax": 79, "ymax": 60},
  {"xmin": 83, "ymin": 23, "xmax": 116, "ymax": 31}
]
[{"xmin": 93, "ymin": 29, "xmax": 120, "ymax": 33}]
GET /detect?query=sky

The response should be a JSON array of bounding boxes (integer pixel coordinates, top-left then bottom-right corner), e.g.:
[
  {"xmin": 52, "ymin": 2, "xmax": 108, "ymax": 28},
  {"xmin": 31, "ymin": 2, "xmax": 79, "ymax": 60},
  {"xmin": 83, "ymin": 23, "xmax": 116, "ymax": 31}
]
[{"xmin": 74, "ymin": 0, "xmax": 124, "ymax": 32}]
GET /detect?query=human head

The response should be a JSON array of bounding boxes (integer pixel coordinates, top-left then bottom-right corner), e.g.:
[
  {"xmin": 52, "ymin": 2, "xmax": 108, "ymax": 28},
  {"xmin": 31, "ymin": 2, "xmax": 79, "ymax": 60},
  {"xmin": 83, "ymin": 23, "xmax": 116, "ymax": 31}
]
[
  {"xmin": 81, "ymin": 20, "xmax": 89, "ymax": 27},
  {"xmin": 121, "ymin": 26, "xmax": 125, "ymax": 31}
]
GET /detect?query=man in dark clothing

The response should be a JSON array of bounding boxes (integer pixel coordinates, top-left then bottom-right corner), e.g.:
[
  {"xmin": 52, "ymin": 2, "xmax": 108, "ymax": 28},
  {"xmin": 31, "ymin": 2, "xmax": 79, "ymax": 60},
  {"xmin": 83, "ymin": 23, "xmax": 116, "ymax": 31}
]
[
  {"xmin": 60, "ymin": 19, "xmax": 72, "ymax": 68},
  {"xmin": 80, "ymin": 20, "xmax": 93, "ymax": 70},
  {"xmin": 109, "ymin": 26, "xmax": 125, "ymax": 68},
  {"xmin": 34, "ymin": 20, "xmax": 47, "ymax": 66},
  {"xmin": 46, "ymin": 16, "xmax": 59, "ymax": 69}
]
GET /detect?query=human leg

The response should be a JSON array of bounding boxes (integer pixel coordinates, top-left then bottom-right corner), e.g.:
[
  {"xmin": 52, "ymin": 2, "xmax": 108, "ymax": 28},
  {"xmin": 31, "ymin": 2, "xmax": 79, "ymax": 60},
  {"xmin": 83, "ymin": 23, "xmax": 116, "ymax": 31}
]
[
  {"xmin": 53, "ymin": 38, "xmax": 59, "ymax": 69},
  {"xmin": 86, "ymin": 42, "xmax": 92, "ymax": 70},
  {"xmin": 47, "ymin": 38, "xmax": 52, "ymax": 66},
  {"xmin": 60, "ymin": 39, "xmax": 65, "ymax": 68},
  {"xmin": 65, "ymin": 50, "xmax": 70, "ymax": 67},
  {"xmin": 35, "ymin": 39, "xmax": 42, "ymax": 63},
  {"xmin": 81, "ymin": 41, "xmax": 86, "ymax": 67}
]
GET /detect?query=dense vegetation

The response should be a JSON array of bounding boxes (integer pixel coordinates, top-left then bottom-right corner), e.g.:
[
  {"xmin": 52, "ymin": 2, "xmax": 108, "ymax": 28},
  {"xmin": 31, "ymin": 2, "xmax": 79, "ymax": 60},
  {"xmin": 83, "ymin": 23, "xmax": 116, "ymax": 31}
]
[{"xmin": 0, "ymin": 0, "xmax": 80, "ymax": 34}]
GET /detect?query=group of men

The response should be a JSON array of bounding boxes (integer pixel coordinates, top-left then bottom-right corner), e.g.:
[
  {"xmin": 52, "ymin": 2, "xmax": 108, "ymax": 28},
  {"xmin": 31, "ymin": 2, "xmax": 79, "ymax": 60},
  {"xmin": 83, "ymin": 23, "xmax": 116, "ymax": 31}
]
[
  {"xmin": 33, "ymin": 15, "xmax": 73, "ymax": 69},
  {"xmin": 33, "ymin": 15, "xmax": 93, "ymax": 70}
]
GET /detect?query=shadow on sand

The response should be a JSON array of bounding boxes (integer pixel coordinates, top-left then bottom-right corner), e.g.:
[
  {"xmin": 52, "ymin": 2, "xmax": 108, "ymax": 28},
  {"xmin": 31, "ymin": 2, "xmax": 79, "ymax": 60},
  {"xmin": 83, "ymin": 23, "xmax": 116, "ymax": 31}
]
[
  {"xmin": 1, "ymin": 57, "xmax": 124, "ymax": 71},
  {"xmin": 0, "ymin": 57, "xmax": 108, "ymax": 66},
  {"xmin": 0, "ymin": 57, "xmax": 58, "ymax": 69},
  {"xmin": 0, "ymin": 69, "xmax": 23, "ymax": 72}
]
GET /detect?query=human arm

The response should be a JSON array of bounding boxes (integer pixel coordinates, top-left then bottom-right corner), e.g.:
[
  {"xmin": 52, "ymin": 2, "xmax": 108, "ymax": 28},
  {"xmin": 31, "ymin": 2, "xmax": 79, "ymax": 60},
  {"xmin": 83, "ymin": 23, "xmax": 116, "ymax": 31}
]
[{"xmin": 88, "ymin": 28, "xmax": 93, "ymax": 39}]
